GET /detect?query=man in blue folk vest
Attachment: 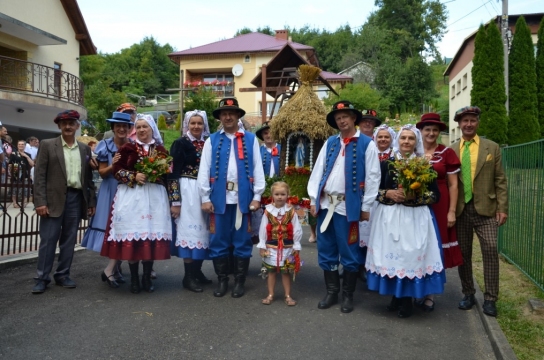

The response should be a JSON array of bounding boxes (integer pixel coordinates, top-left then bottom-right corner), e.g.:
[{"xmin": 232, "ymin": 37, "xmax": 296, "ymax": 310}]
[
  {"xmin": 308, "ymin": 100, "xmax": 381, "ymax": 313},
  {"xmin": 256, "ymin": 122, "xmax": 281, "ymax": 177},
  {"xmin": 197, "ymin": 98, "xmax": 265, "ymax": 298}
]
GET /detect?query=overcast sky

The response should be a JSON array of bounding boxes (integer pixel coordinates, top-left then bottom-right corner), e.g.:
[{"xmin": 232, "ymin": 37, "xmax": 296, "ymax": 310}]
[{"xmin": 78, "ymin": 0, "xmax": 544, "ymax": 59}]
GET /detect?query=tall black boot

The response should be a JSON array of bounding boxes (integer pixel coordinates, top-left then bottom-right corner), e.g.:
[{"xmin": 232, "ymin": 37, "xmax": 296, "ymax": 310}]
[
  {"xmin": 141, "ymin": 261, "xmax": 155, "ymax": 293},
  {"xmin": 341, "ymin": 271, "xmax": 358, "ymax": 313},
  {"xmin": 232, "ymin": 257, "xmax": 250, "ymax": 298},
  {"xmin": 227, "ymin": 248, "xmax": 235, "ymax": 275},
  {"xmin": 318, "ymin": 270, "xmax": 340, "ymax": 309},
  {"xmin": 182, "ymin": 262, "xmax": 203, "ymax": 292},
  {"xmin": 129, "ymin": 262, "xmax": 141, "ymax": 294},
  {"xmin": 398, "ymin": 297, "xmax": 413, "ymax": 318},
  {"xmin": 212, "ymin": 257, "xmax": 230, "ymax": 297},
  {"xmin": 193, "ymin": 260, "xmax": 212, "ymax": 284}
]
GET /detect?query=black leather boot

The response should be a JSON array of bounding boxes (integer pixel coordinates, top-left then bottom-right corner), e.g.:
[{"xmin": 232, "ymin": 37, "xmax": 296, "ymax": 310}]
[
  {"xmin": 386, "ymin": 296, "xmax": 402, "ymax": 311},
  {"xmin": 141, "ymin": 261, "xmax": 155, "ymax": 293},
  {"xmin": 193, "ymin": 260, "xmax": 212, "ymax": 284},
  {"xmin": 182, "ymin": 262, "xmax": 203, "ymax": 293},
  {"xmin": 340, "ymin": 270, "xmax": 358, "ymax": 313},
  {"xmin": 129, "ymin": 262, "xmax": 141, "ymax": 294},
  {"xmin": 213, "ymin": 257, "xmax": 230, "ymax": 297},
  {"xmin": 398, "ymin": 297, "xmax": 413, "ymax": 318},
  {"xmin": 318, "ymin": 270, "xmax": 340, "ymax": 309},
  {"xmin": 232, "ymin": 257, "xmax": 250, "ymax": 298}
]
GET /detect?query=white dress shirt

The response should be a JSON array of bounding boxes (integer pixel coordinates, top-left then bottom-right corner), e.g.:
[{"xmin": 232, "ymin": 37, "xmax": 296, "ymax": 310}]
[
  {"xmin": 307, "ymin": 131, "xmax": 381, "ymax": 215},
  {"xmin": 198, "ymin": 129, "xmax": 265, "ymax": 204}
]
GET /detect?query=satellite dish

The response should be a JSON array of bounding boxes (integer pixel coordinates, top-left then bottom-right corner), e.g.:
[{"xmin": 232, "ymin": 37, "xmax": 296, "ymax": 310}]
[{"xmin": 232, "ymin": 64, "xmax": 243, "ymax": 77}]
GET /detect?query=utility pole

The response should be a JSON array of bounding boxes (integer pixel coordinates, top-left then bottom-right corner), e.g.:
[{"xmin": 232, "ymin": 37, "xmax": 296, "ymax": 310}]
[{"xmin": 501, "ymin": 0, "xmax": 509, "ymax": 114}]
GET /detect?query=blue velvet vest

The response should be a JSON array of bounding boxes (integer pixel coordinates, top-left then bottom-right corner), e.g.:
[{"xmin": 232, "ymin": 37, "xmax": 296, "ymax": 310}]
[
  {"xmin": 315, "ymin": 134, "xmax": 371, "ymax": 222},
  {"xmin": 260, "ymin": 144, "xmax": 281, "ymax": 176},
  {"xmin": 209, "ymin": 131, "xmax": 255, "ymax": 215}
]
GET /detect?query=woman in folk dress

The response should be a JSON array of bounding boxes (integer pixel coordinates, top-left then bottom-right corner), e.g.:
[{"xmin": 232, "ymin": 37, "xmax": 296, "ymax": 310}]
[{"xmin": 101, "ymin": 115, "xmax": 172, "ymax": 294}]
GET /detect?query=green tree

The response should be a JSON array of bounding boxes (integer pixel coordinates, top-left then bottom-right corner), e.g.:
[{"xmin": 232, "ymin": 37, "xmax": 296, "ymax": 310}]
[
  {"xmin": 471, "ymin": 24, "xmax": 508, "ymax": 144},
  {"xmin": 183, "ymin": 87, "xmax": 219, "ymax": 133},
  {"xmin": 508, "ymin": 16, "xmax": 540, "ymax": 145},
  {"xmin": 83, "ymin": 80, "xmax": 127, "ymax": 135},
  {"xmin": 373, "ymin": 0, "xmax": 447, "ymax": 60},
  {"xmin": 324, "ymin": 83, "xmax": 390, "ymax": 119},
  {"xmin": 536, "ymin": 17, "xmax": 544, "ymax": 138}
]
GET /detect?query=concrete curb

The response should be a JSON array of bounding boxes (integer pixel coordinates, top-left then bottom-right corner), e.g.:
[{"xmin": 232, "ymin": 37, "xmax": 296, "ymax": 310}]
[{"xmin": 473, "ymin": 278, "xmax": 518, "ymax": 360}]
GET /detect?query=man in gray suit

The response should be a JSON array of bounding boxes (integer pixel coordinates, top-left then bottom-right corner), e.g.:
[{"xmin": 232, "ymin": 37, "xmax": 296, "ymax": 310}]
[{"xmin": 32, "ymin": 110, "xmax": 96, "ymax": 294}]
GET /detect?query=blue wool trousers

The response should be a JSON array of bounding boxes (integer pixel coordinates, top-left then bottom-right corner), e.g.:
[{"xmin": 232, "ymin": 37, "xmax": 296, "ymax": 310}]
[
  {"xmin": 317, "ymin": 209, "xmax": 362, "ymax": 273},
  {"xmin": 209, "ymin": 204, "xmax": 253, "ymax": 259}
]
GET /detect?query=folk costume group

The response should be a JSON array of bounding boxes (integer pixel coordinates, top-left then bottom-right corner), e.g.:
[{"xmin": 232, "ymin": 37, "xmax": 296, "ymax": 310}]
[{"xmin": 31, "ymin": 99, "xmax": 508, "ymax": 318}]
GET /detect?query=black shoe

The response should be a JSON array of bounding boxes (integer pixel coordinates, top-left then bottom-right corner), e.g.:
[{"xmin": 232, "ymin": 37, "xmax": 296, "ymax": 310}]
[
  {"xmin": 318, "ymin": 270, "xmax": 340, "ymax": 309},
  {"xmin": 32, "ymin": 280, "xmax": 47, "ymax": 294},
  {"xmin": 482, "ymin": 300, "xmax": 497, "ymax": 317},
  {"xmin": 458, "ymin": 294, "xmax": 476, "ymax": 310},
  {"xmin": 398, "ymin": 297, "xmax": 413, "ymax": 318},
  {"xmin": 55, "ymin": 277, "xmax": 76, "ymax": 288},
  {"xmin": 101, "ymin": 272, "xmax": 120, "ymax": 288},
  {"xmin": 422, "ymin": 298, "xmax": 435, "ymax": 312}
]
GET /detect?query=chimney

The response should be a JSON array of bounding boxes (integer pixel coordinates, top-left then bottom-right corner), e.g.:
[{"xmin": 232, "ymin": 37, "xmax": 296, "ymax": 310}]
[{"xmin": 275, "ymin": 30, "xmax": 288, "ymax": 41}]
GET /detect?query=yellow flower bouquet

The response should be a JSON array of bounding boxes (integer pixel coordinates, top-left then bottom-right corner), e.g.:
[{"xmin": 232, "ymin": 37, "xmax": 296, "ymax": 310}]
[{"xmin": 390, "ymin": 155, "xmax": 437, "ymax": 197}]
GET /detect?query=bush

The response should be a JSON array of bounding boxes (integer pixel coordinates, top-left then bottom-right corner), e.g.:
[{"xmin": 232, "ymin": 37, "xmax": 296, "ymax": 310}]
[
  {"xmin": 174, "ymin": 113, "xmax": 181, "ymax": 131},
  {"xmin": 157, "ymin": 114, "xmax": 168, "ymax": 130}
]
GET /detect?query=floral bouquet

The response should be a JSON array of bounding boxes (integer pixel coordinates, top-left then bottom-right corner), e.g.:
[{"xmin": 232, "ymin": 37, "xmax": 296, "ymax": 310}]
[
  {"xmin": 134, "ymin": 148, "xmax": 172, "ymax": 184},
  {"xmin": 284, "ymin": 252, "xmax": 303, "ymax": 281},
  {"xmin": 390, "ymin": 155, "xmax": 437, "ymax": 197}
]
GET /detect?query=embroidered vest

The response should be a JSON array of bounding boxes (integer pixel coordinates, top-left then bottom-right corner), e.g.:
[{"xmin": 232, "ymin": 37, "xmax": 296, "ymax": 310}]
[
  {"xmin": 265, "ymin": 208, "xmax": 295, "ymax": 248},
  {"xmin": 315, "ymin": 134, "xmax": 371, "ymax": 222},
  {"xmin": 260, "ymin": 144, "xmax": 281, "ymax": 176},
  {"xmin": 208, "ymin": 131, "xmax": 255, "ymax": 214}
]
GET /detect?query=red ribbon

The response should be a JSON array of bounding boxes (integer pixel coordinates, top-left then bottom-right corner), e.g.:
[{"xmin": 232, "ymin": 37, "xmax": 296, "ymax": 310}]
[
  {"xmin": 235, "ymin": 132, "xmax": 244, "ymax": 160},
  {"xmin": 271, "ymin": 146, "xmax": 278, "ymax": 156},
  {"xmin": 342, "ymin": 137, "xmax": 357, "ymax": 156}
]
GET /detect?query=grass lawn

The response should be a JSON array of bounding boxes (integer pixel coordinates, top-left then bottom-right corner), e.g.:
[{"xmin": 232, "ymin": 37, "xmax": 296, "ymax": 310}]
[
  {"xmin": 472, "ymin": 240, "xmax": 544, "ymax": 359},
  {"xmin": 161, "ymin": 129, "xmax": 181, "ymax": 150}
]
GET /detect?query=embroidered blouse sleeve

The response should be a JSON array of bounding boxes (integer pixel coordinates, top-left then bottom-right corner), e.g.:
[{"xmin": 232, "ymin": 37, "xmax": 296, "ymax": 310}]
[
  {"xmin": 113, "ymin": 144, "xmax": 137, "ymax": 188},
  {"xmin": 362, "ymin": 141, "xmax": 381, "ymax": 212},
  {"xmin": 167, "ymin": 139, "xmax": 184, "ymax": 206},
  {"xmin": 196, "ymin": 138, "xmax": 212, "ymax": 203}
]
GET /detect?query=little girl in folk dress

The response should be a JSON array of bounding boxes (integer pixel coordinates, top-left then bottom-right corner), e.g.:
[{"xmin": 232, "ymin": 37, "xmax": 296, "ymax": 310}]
[{"xmin": 257, "ymin": 182, "xmax": 303, "ymax": 306}]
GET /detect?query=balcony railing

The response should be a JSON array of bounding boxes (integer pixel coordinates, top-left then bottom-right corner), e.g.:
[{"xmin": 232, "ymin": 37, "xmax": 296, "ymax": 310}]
[{"xmin": 0, "ymin": 55, "xmax": 84, "ymax": 106}]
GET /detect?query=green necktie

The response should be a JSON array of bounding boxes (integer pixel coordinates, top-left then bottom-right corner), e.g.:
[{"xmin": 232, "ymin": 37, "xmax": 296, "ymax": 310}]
[{"xmin": 462, "ymin": 140, "xmax": 473, "ymax": 203}]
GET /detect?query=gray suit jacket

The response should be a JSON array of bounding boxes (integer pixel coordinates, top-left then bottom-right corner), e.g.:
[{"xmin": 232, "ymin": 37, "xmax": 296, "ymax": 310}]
[{"xmin": 33, "ymin": 136, "xmax": 96, "ymax": 219}]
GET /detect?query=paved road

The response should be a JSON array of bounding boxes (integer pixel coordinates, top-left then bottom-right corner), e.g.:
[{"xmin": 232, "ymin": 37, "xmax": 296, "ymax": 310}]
[{"xmin": 0, "ymin": 228, "xmax": 495, "ymax": 360}]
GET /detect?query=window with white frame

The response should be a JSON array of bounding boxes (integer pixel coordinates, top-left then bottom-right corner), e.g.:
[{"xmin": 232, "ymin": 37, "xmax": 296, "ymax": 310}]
[
  {"xmin": 202, "ymin": 74, "xmax": 234, "ymax": 96},
  {"xmin": 259, "ymin": 102, "xmax": 281, "ymax": 116}
]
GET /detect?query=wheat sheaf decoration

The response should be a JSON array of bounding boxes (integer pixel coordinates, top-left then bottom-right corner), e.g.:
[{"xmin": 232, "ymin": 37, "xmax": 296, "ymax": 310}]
[{"xmin": 270, "ymin": 64, "xmax": 336, "ymax": 141}]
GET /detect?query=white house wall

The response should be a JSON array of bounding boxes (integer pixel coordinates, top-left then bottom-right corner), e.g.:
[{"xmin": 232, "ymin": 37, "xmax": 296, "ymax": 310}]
[{"xmin": 448, "ymin": 61, "xmax": 473, "ymax": 144}]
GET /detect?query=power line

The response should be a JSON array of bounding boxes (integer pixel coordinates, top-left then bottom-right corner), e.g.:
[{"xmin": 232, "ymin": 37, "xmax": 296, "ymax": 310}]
[{"xmin": 448, "ymin": 0, "xmax": 493, "ymax": 27}]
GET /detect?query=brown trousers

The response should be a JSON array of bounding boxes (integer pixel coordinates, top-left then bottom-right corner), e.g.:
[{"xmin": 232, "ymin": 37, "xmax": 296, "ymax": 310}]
[{"xmin": 456, "ymin": 201, "xmax": 500, "ymax": 301}]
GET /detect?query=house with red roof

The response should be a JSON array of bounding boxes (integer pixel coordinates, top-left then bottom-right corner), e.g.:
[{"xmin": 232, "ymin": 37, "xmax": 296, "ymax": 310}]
[
  {"xmin": 168, "ymin": 30, "xmax": 352, "ymax": 128},
  {"xmin": 0, "ymin": 0, "xmax": 96, "ymax": 141}
]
